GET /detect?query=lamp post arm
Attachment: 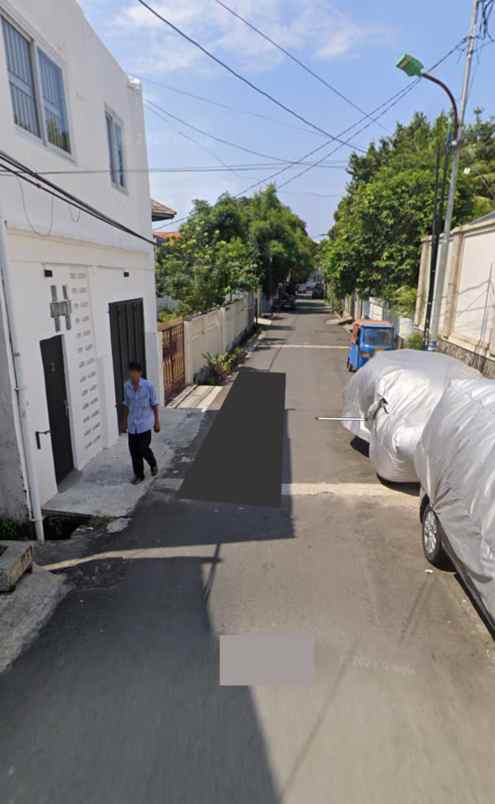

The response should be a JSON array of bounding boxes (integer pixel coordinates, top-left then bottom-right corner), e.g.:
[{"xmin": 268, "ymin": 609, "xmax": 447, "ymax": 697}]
[{"xmin": 421, "ymin": 73, "xmax": 460, "ymax": 140}]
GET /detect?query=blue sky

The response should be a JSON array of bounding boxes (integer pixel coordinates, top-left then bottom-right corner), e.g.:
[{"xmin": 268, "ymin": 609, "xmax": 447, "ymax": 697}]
[{"xmin": 78, "ymin": 0, "xmax": 495, "ymax": 238}]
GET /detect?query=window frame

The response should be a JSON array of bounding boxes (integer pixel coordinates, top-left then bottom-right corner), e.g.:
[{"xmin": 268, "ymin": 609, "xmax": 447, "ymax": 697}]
[
  {"xmin": 37, "ymin": 48, "xmax": 71, "ymax": 155},
  {"xmin": 105, "ymin": 106, "xmax": 128, "ymax": 193},
  {"xmin": 1, "ymin": 7, "xmax": 74, "ymax": 159}
]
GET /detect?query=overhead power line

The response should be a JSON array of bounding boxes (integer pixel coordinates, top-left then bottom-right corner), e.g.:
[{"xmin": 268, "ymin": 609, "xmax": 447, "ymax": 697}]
[
  {"xmin": 145, "ymin": 99, "xmax": 322, "ymax": 164},
  {"xmin": 156, "ymin": 39, "xmax": 465, "ymax": 230},
  {"xmin": 234, "ymin": 39, "xmax": 468, "ymax": 198},
  {"xmin": 155, "ymin": 86, "xmax": 416, "ymax": 229},
  {"xmin": 213, "ymin": 0, "xmax": 388, "ymax": 133},
  {"xmin": 0, "ymin": 150, "xmax": 156, "ymax": 247},
  {"xmin": 133, "ymin": 74, "xmax": 327, "ymax": 137},
  {"xmin": 135, "ymin": 0, "xmax": 367, "ymax": 153},
  {"xmin": 479, "ymin": 0, "xmax": 495, "ymax": 39},
  {"xmin": 0, "ymin": 162, "xmax": 348, "ymax": 177}
]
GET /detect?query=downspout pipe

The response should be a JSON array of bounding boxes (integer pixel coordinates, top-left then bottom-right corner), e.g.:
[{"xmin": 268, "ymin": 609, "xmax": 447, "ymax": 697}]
[{"xmin": 0, "ymin": 209, "xmax": 44, "ymax": 542}]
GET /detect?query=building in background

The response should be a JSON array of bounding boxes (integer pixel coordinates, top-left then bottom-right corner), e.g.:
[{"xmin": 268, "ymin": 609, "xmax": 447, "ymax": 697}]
[
  {"xmin": 416, "ymin": 211, "xmax": 495, "ymax": 376},
  {"xmin": 152, "ymin": 199, "xmax": 176, "ymax": 226},
  {"xmin": 0, "ymin": 0, "xmax": 160, "ymax": 523}
]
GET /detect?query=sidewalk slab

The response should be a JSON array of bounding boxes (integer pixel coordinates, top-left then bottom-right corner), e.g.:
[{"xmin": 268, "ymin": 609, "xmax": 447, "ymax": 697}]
[
  {"xmin": 169, "ymin": 385, "xmax": 223, "ymax": 411},
  {"xmin": 0, "ymin": 564, "xmax": 68, "ymax": 673},
  {"xmin": 0, "ymin": 542, "xmax": 33, "ymax": 592},
  {"xmin": 44, "ymin": 408, "xmax": 204, "ymax": 519}
]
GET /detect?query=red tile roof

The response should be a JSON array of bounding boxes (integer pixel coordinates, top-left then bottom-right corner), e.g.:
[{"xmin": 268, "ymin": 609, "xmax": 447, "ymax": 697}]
[{"xmin": 154, "ymin": 231, "xmax": 180, "ymax": 244}]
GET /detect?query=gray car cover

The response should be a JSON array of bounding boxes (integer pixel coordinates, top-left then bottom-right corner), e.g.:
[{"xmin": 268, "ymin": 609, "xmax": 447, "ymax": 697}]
[
  {"xmin": 342, "ymin": 350, "xmax": 479, "ymax": 482},
  {"xmin": 415, "ymin": 379, "xmax": 495, "ymax": 619}
]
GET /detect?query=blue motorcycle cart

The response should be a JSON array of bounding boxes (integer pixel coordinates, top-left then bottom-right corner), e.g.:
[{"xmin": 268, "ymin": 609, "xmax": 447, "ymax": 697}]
[{"xmin": 346, "ymin": 319, "xmax": 395, "ymax": 371}]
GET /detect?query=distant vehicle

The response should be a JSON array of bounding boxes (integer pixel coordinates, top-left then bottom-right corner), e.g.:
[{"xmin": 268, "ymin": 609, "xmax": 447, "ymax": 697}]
[
  {"xmin": 346, "ymin": 320, "xmax": 395, "ymax": 371},
  {"xmin": 342, "ymin": 350, "xmax": 479, "ymax": 483},
  {"xmin": 272, "ymin": 284, "xmax": 296, "ymax": 312},
  {"xmin": 311, "ymin": 284, "xmax": 325, "ymax": 299},
  {"xmin": 416, "ymin": 379, "xmax": 495, "ymax": 627}
]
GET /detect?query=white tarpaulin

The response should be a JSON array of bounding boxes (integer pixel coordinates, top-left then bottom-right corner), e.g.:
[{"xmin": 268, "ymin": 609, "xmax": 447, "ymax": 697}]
[
  {"xmin": 415, "ymin": 379, "xmax": 495, "ymax": 619},
  {"xmin": 342, "ymin": 350, "xmax": 479, "ymax": 482}
]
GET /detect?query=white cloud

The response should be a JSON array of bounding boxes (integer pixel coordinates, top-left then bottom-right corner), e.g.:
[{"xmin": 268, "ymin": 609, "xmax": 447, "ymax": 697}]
[{"xmin": 100, "ymin": 0, "xmax": 390, "ymax": 76}]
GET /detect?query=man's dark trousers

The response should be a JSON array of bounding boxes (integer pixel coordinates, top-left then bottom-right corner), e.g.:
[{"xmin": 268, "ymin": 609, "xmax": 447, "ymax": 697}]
[{"xmin": 128, "ymin": 430, "xmax": 156, "ymax": 479}]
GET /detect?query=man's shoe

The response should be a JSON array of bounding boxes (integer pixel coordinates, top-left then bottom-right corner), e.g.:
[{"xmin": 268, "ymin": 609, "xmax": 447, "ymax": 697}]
[
  {"xmin": 131, "ymin": 476, "xmax": 145, "ymax": 485},
  {"xmin": 151, "ymin": 465, "xmax": 158, "ymax": 477}
]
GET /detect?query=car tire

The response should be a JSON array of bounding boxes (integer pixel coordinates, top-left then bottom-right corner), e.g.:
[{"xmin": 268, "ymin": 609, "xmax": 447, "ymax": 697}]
[{"xmin": 422, "ymin": 505, "xmax": 451, "ymax": 570}]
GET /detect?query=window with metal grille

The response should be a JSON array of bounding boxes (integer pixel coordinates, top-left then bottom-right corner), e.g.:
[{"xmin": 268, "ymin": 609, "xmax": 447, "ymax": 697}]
[
  {"xmin": 38, "ymin": 50, "xmax": 70, "ymax": 152},
  {"xmin": 1, "ymin": 16, "xmax": 40, "ymax": 138},
  {"xmin": 105, "ymin": 110, "xmax": 126, "ymax": 189}
]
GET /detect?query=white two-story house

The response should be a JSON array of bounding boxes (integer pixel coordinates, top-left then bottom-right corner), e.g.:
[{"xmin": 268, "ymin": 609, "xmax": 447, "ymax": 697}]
[{"xmin": 0, "ymin": 0, "xmax": 161, "ymax": 533}]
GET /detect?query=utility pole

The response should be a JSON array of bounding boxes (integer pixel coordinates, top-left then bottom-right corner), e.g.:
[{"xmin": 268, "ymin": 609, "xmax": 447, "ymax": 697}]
[{"xmin": 428, "ymin": 0, "xmax": 481, "ymax": 347}]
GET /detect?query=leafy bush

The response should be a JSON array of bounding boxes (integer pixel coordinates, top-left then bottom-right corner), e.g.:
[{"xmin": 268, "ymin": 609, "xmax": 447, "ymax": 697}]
[
  {"xmin": 203, "ymin": 352, "xmax": 232, "ymax": 384},
  {"xmin": 405, "ymin": 331, "xmax": 424, "ymax": 350},
  {"xmin": 0, "ymin": 518, "xmax": 18, "ymax": 540},
  {"xmin": 158, "ymin": 309, "xmax": 182, "ymax": 325},
  {"xmin": 392, "ymin": 286, "xmax": 417, "ymax": 318},
  {"xmin": 203, "ymin": 346, "xmax": 247, "ymax": 385}
]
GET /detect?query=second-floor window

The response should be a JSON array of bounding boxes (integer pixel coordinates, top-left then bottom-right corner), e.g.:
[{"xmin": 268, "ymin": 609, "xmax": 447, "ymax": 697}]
[
  {"xmin": 105, "ymin": 110, "xmax": 126, "ymax": 190},
  {"xmin": 39, "ymin": 51, "xmax": 70, "ymax": 152},
  {"xmin": 2, "ymin": 16, "xmax": 40, "ymax": 138},
  {"xmin": 1, "ymin": 15, "xmax": 71, "ymax": 154}
]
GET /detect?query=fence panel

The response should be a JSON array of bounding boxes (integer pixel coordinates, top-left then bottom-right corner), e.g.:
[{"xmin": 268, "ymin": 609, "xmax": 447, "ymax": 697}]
[{"xmin": 160, "ymin": 321, "xmax": 185, "ymax": 403}]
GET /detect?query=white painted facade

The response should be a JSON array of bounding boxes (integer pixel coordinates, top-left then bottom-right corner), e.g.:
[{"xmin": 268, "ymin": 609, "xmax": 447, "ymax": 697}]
[
  {"xmin": 0, "ymin": 0, "xmax": 159, "ymax": 515},
  {"xmin": 416, "ymin": 214, "xmax": 495, "ymax": 370}
]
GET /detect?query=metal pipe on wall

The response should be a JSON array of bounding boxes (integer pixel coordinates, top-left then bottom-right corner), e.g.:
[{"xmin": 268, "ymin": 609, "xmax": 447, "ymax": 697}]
[{"xmin": 0, "ymin": 208, "xmax": 45, "ymax": 542}]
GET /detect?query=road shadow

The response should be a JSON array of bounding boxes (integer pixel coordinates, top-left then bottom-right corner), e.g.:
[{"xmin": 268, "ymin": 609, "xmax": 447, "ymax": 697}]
[
  {"xmin": 122, "ymin": 496, "xmax": 294, "ymax": 549},
  {"xmin": 350, "ymin": 436, "xmax": 369, "ymax": 458},
  {"xmin": 294, "ymin": 301, "xmax": 330, "ymax": 316},
  {"xmin": 264, "ymin": 323, "xmax": 294, "ymax": 332},
  {"xmin": 0, "ymin": 557, "xmax": 282, "ymax": 803}
]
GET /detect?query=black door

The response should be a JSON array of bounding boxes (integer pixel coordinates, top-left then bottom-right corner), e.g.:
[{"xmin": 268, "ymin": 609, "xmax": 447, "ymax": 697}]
[
  {"xmin": 40, "ymin": 336, "xmax": 74, "ymax": 484},
  {"xmin": 109, "ymin": 298, "xmax": 146, "ymax": 432}
]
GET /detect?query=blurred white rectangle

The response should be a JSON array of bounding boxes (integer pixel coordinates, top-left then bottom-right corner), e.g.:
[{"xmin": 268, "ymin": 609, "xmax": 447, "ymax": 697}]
[{"xmin": 220, "ymin": 634, "xmax": 314, "ymax": 686}]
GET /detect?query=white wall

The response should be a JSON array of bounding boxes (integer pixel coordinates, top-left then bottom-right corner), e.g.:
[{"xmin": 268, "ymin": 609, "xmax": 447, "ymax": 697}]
[
  {"xmin": 6, "ymin": 231, "xmax": 159, "ymax": 504},
  {"xmin": 0, "ymin": 0, "xmax": 154, "ymax": 249},
  {"xmin": 417, "ymin": 219, "xmax": 495, "ymax": 359},
  {"xmin": 0, "ymin": 0, "xmax": 158, "ymax": 506},
  {"xmin": 183, "ymin": 294, "xmax": 255, "ymax": 385},
  {"xmin": 0, "ymin": 281, "xmax": 28, "ymax": 519},
  {"xmin": 452, "ymin": 228, "xmax": 495, "ymax": 346}
]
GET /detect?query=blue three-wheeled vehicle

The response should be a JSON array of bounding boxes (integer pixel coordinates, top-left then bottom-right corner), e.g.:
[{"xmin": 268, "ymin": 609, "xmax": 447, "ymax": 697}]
[{"xmin": 346, "ymin": 319, "xmax": 395, "ymax": 371}]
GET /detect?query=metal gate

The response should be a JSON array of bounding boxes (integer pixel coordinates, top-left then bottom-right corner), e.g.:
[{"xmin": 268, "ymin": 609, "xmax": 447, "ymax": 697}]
[
  {"xmin": 109, "ymin": 298, "xmax": 146, "ymax": 432},
  {"xmin": 40, "ymin": 335, "xmax": 74, "ymax": 483},
  {"xmin": 161, "ymin": 320, "xmax": 185, "ymax": 403}
]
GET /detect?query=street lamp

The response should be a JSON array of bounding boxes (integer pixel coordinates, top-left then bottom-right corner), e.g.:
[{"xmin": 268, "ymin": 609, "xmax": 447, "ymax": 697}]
[
  {"xmin": 396, "ymin": 4, "xmax": 479, "ymax": 350},
  {"xmin": 397, "ymin": 54, "xmax": 460, "ymax": 349},
  {"xmin": 396, "ymin": 54, "xmax": 459, "ymax": 139},
  {"xmin": 396, "ymin": 46, "xmax": 474, "ymax": 349}
]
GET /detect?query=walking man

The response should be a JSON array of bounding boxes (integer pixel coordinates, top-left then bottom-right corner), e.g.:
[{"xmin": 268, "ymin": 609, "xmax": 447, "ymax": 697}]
[{"xmin": 123, "ymin": 361, "xmax": 160, "ymax": 484}]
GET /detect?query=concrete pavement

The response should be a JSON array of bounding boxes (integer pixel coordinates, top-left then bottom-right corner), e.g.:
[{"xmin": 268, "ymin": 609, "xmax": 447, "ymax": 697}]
[{"xmin": 1, "ymin": 299, "xmax": 495, "ymax": 804}]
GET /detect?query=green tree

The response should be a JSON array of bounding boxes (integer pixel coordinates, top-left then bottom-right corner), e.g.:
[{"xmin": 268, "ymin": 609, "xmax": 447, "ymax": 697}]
[
  {"xmin": 322, "ymin": 111, "xmax": 495, "ymax": 300},
  {"xmin": 156, "ymin": 186, "xmax": 315, "ymax": 314}
]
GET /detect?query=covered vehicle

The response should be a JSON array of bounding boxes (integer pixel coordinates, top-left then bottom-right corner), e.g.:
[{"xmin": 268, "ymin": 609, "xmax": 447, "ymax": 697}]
[
  {"xmin": 415, "ymin": 379, "xmax": 495, "ymax": 625},
  {"xmin": 346, "ymin": 320, "xmax": 395, "ymax": 371},
  {"xmin": 342, "ymin": 350, "xmax": 479, "ymax": 482}
]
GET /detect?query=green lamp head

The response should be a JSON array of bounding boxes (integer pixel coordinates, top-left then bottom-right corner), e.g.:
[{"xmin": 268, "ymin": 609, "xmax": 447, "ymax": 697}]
[{"xmin": 396, "ymin": 53, "xmax": 424, "ymax": 78}]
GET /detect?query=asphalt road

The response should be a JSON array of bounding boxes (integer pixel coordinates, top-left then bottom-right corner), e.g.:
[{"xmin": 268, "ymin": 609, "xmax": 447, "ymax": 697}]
[{"xmin": 2, "ymin": 299, "xmax": 495, "ymax": 804}]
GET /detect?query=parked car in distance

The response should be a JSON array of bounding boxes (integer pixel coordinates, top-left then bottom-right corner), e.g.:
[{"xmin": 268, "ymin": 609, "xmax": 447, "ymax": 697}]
[
  {"xmin": 272, "ymin": 283, "xmax": 296, "ymax": 311},
  {"xmin": 415, "ymin": 379, "xmax": 495, "ymax": 627},
  {"xmin": 346, "ymin": 319, "xmax": 395, "ymax": 371},
  {"xmin": 312, "ymin": 283, "xmax": 325, "ymax": 299},
  {"xmin": 342, "ymin": 350, "xmax": 479, "ymax": 483}
]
